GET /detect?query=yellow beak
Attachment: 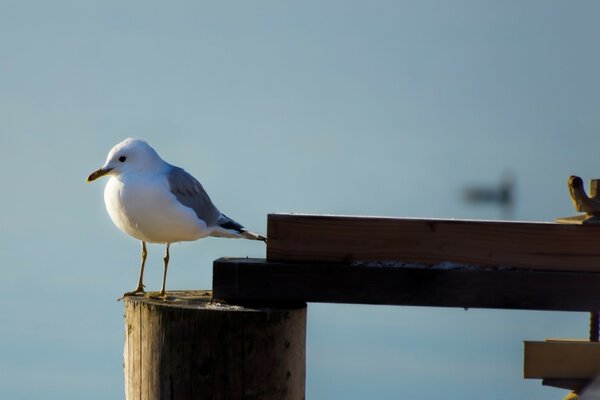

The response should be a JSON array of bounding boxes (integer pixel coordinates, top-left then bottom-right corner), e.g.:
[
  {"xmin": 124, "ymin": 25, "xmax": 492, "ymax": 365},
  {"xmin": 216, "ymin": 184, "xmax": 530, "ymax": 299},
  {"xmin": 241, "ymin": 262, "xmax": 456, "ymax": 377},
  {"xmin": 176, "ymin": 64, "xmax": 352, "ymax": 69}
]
[{"xmin": 86, "ymin": 167, "xmax": 113, "ymax": 182}]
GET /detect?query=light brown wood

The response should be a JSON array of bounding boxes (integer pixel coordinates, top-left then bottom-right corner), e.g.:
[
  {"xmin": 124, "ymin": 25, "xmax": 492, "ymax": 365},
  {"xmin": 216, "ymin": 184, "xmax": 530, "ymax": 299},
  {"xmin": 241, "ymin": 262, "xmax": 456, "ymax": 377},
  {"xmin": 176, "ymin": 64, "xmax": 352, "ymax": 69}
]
[
  {"xmin": 123, "ymin": 291, "xmax": 306, "ymax": 400},
  {"xmin": 267, "ymin": 214, "xmax": 600, "ymax": 271},
  {"xmin": 524, "ymin": 340, "xmax": 600, "ymax": 379}
]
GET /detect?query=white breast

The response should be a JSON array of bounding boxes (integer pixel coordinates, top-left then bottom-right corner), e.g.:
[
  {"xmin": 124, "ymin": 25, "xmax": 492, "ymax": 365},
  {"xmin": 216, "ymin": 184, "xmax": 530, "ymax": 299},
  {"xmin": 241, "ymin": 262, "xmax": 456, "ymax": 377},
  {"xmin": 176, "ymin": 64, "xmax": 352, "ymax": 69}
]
[{"xmin": 103, "ymin": 173, "xmax": 210, "ymax": 243}]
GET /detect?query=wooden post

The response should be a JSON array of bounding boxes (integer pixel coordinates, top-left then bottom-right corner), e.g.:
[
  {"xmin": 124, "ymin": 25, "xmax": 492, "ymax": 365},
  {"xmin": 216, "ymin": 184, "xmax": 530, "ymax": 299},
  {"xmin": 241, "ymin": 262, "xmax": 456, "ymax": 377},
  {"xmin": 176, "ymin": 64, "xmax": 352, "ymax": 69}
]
[{"xmin": 123, "ymin": 291, "xmax": 306, "ymax": 400}]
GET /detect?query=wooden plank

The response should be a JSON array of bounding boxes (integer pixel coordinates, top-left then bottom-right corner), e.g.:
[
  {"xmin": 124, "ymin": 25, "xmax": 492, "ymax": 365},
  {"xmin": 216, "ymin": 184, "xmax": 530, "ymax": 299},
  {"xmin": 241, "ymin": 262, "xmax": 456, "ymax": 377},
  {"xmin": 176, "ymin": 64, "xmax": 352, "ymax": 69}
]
[
  {"xmin": 267, "ymin": 214, "xmax": 600, "ymax": 272},
  {"xmin": 524, "ymin": 340, "xmax": 600, "ymax": 379},
  {"xmin": 542, "ymin": 379, "xmax": 590, "ymax": 392},
  {"xmin": 213, "ymin": 258, "xmax": 600, "ymax": 311}
]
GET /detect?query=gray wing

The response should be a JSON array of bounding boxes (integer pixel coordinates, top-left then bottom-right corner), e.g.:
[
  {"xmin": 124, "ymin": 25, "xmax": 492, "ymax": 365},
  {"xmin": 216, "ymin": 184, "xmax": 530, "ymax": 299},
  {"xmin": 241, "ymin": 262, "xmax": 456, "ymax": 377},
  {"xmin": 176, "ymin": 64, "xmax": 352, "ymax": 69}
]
[{"xmin": 166, "ymin": 166, "xmax": 221, "ymax": 226}]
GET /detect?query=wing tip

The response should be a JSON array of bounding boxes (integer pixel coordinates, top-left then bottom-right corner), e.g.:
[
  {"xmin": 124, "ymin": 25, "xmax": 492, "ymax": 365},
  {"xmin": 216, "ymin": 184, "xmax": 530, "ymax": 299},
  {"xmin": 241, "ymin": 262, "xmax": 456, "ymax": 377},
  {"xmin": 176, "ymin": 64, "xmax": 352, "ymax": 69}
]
[{"xmin": 241, "ymin": 230, "xmax": 267, "ymax": 242}]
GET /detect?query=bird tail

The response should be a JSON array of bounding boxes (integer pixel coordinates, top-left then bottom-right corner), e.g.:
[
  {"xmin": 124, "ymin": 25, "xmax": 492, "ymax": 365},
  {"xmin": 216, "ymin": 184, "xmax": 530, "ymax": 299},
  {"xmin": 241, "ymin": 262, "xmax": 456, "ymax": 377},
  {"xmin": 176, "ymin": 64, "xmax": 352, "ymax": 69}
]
[
  {"xmin": 240, "ymin": 230, "xmax": 267, "ymax": 242},
  {"xmin": 211, "ymin": 214, "xmax": 267, "ymax": 242}
]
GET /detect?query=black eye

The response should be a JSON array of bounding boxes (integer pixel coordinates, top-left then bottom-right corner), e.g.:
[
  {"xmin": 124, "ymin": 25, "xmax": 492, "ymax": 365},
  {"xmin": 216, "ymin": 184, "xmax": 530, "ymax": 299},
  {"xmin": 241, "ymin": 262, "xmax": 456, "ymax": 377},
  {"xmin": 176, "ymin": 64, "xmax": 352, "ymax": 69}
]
[{"xmin": 119, "ymin": 156, "xmax": 126, "ymax": 162}]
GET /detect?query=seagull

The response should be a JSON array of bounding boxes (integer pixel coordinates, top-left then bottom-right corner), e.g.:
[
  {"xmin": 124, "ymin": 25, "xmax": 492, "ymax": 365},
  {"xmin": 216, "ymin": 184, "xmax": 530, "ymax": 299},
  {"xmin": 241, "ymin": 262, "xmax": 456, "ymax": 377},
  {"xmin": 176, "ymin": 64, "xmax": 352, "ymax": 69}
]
[{"xmin": 87, "ymin": 138, "xmax": 266, "ymax": 298}]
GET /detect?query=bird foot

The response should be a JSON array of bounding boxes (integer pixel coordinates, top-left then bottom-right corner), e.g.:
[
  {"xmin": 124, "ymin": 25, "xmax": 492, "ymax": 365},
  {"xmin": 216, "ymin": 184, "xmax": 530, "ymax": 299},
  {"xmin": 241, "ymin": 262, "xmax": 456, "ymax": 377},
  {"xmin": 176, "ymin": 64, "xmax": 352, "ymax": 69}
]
[
  {"xmin": 148, "ymin": 291, "xmax": 168, "ymax": 301},
  {"xmin": 118, "ymin": 287, "xmax": 146, "ymax": 301}
]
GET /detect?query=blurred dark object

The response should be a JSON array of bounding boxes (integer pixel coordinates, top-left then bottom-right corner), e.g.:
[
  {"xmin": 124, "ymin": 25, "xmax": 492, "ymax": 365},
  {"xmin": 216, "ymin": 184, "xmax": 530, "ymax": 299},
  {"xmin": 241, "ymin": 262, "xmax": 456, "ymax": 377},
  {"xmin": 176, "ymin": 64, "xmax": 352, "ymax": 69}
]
[{"xmin": 462, "ymin": 171, "xmax": 515, "ymax": 219}]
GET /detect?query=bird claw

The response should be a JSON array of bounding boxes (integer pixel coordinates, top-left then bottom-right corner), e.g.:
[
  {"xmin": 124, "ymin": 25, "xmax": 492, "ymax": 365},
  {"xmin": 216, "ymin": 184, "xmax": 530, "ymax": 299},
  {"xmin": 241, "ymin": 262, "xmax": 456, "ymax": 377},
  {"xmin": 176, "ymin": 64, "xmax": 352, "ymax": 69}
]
[
  {"xmin": 118, "ymin": 287, "xmax": 146, "ymax": 301},
  {"xmin": 148, "ymin": 291, "xmax": 168, "ymax": 301}
]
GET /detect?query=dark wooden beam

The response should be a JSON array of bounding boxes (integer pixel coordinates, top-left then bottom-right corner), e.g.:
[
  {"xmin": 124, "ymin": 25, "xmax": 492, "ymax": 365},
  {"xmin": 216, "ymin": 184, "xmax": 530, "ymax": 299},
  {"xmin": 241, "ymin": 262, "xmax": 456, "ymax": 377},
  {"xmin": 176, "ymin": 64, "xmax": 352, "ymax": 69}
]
[
  {"xmin": 542, "ymin": 379, "xmax": 589, "ymax": 393},
  {"xmin": 267, "ymin": 213, "xmax": 600, "ymax": 272},
  {"xmin": 213, "ymin": 258, "xmax": 600, "ymax": 311}
]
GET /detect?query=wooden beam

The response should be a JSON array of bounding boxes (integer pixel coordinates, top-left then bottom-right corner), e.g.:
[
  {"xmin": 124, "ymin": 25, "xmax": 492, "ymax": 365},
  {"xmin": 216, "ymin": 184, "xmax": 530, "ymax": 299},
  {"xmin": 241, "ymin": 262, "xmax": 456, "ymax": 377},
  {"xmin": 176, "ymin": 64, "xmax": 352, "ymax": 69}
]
[
  {"xmin": 542, "ymin": 379, "xmax": 590, "ymax": 393},
  {"xmin": 267, "ymin": 214, "xmax": 600, "ymax": 272},
  {"xmin": 213, "ymin": 258, "xmax": 600, "ymax": 311},
  {"xmin": 524, "ymin": 340, "xmax": 600, "ymax": 379}
]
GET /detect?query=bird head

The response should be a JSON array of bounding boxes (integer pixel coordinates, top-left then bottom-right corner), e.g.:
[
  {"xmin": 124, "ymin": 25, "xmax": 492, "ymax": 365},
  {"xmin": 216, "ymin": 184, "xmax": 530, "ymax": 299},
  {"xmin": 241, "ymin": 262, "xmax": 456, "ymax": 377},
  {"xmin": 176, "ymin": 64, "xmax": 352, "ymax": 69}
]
[{"xmin": 87, "ymin": 138, "xmax": 164, "ymax": 182}]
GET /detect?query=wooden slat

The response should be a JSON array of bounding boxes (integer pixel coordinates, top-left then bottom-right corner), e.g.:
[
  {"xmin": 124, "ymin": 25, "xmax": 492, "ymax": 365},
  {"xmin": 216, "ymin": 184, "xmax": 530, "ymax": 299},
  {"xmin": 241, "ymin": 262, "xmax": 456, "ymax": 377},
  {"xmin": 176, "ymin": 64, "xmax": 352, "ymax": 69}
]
[
  {"xmin": 213, "ymin": 258, "xmax": 600, "ymax": 311},
  {"xmin": 267, "ymin": 214, "xmax": 600, "ymax": 272},
  {"xmin": 542, "ymin": 378, "xmax": 590, "ymax": 392},
  {"xmin": 524, "ymin": 340, "xmax": 600, "ymax": 379}
]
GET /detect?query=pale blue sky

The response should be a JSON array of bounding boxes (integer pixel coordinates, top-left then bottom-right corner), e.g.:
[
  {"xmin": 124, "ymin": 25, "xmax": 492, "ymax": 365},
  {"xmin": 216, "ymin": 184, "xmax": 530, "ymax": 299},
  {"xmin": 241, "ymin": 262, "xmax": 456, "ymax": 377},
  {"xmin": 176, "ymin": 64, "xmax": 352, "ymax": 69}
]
[{"xmin": 1, "ymin": 1, "xmax": 599, "ymax": 399}]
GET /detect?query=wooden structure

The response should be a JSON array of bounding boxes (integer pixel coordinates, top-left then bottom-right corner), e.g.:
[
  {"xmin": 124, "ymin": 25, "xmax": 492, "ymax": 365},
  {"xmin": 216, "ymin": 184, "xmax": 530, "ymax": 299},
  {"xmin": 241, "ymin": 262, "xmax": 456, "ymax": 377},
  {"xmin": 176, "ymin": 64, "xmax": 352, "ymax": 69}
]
[
  {"xmin": 524, "ymin": 340, "xmax": 600, "ymax": 379},
  {"xmin": 215, "ymin": 214, "xmax": 600, "ymax": 310},
  {"xmin": 557, "ymin": 176, "xmax": 600, "ymax": 224},
  {"xmin": 213, "ymin": 257, "xmax": 600, "ymax": 311},
  {"xmin": 123, "ymin": 291, "xmax": 306, "ymax": 400},
  {"xmin": 123, "ymin": 176, "xmax": 600, "ymax": 399},
  {"xmin": 265, "ymin": 213, "xmax": 600, "ymax": 269},
  {"xmin": 211, "ymin": 213, "xmax": 600, "ymax": 398}
]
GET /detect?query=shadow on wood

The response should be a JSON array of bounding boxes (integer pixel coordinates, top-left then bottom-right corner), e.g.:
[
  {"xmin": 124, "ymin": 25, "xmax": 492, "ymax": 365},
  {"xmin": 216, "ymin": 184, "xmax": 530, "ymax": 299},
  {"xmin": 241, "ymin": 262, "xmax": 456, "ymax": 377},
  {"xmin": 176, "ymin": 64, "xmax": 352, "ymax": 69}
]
[{"xmin": 123, "ymin": 291, "xmax": 306, "ymax": 400}]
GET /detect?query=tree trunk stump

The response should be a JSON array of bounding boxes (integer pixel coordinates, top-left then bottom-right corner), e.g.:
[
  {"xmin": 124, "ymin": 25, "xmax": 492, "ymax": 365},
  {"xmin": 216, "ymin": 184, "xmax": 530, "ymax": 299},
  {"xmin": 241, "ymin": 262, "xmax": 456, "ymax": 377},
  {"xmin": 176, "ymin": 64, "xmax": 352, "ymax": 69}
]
[{"xmin": 123, "ymin": 291, "xmax": 306, "ymax": 400}]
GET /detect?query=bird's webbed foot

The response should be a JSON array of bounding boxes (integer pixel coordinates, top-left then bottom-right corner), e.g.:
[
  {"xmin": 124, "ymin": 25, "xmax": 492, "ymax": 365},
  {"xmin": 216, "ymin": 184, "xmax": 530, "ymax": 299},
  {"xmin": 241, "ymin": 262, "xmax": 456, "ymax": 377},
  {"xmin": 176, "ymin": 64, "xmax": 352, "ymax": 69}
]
[
  {"xmin": 118, "ymin": 286, "xmax": 146, "ymax": 301},
  {"xmin": 148, "ymin": 290, "xmax": 168, "ymax": 301}
]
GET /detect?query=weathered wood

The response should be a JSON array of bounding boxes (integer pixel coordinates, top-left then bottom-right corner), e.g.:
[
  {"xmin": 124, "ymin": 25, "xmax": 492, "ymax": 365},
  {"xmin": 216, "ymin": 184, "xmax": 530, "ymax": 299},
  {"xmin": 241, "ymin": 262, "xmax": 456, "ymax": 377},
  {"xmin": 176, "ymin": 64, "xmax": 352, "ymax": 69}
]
[
  {"xmin": 123, "ymin": 291, "xmax": 306, "ymax": 400},
  {"xmin": 267, "ymin": 213, "xmax": 600, "ymax": 271},
  {"xmin": 524, "ymin": 340, "xmax": 600, "ymax": 379},
  {"xmin": 213, "ymin": 258, "xmax": 600, "ymax": 311}
]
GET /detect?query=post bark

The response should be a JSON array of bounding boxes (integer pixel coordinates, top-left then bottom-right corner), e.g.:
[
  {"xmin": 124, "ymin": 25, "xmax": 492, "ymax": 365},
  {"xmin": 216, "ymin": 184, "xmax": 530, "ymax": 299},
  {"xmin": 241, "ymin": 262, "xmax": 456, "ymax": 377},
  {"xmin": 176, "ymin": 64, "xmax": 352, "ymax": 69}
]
[{"xmin": 123, "ymin": 291, "xmax": 306, "ymax": 400}]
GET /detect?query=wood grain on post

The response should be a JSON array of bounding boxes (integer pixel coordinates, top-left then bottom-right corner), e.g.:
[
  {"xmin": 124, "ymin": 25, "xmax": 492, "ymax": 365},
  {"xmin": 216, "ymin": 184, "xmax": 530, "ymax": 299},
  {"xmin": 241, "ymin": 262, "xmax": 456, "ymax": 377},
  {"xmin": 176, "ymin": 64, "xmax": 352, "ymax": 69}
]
[{"xmin": 123, "ymin": 291, "xmax": 306, "ymax": 400}]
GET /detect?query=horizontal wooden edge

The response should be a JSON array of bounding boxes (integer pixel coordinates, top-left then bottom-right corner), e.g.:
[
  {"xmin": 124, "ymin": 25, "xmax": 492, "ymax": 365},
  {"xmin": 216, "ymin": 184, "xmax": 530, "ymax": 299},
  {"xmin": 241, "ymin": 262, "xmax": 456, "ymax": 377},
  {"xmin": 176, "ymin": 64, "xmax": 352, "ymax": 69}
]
[
  {"xmin": 213, "ymin": 258, "xmax": 600, "ymax": 311},
  {"xmin": 542, "ymin": 378, "xmax": 591, "ymax": 392},
  {"xmin": 524, "ymin": 341, "xmax": 600, "ymax": 379},
  {"xmin": 121, "ymin": 289, "xmax": 306, "ymax": 311},
  {"xmin": 267, "ymin": 213, "xmax": 557, "ymax": 225},
  {"xmin": 524, "ymin": 340, "xmax": 598, "ymax": 344}
]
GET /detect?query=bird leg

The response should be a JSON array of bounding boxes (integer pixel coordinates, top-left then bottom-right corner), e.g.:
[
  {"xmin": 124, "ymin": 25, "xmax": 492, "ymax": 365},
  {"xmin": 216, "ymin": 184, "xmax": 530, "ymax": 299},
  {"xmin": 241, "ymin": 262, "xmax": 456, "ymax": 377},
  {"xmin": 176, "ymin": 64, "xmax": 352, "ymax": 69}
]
[
  {"xmin": 158, "ymin": 243, "xmax": 170, "ymax": 298},
  {"xmin": 121, "ymin": 241, "xmax": 148, "ymax": 298}
]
